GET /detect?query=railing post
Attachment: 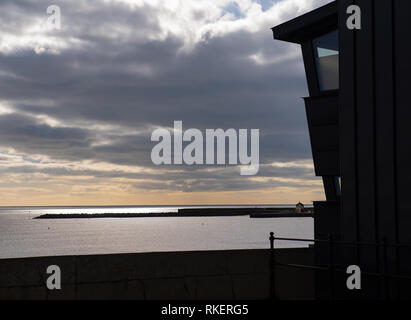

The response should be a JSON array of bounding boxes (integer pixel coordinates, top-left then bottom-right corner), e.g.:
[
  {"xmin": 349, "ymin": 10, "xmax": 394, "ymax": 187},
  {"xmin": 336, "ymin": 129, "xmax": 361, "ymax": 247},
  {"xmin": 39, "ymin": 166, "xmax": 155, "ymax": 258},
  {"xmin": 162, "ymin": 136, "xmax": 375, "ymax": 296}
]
[
  {"xmin": 328, "ymin": 233, "xmax": 335, "ymax": 299},
  {"xmin": 269, "ymin": 232, "xmax": 276, "ymax": 300},
  {"xmin": 382, "ymin": 237, "xmax": 389, "ymax": 300}
]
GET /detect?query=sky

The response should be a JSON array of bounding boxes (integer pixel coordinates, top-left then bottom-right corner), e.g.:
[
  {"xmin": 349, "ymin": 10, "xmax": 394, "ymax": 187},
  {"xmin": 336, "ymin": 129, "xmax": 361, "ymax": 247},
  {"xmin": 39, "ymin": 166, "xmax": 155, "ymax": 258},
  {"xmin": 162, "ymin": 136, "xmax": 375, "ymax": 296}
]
[{"xmin": 0, "ymin": 0, "xmax": 333, "ymax": 206}]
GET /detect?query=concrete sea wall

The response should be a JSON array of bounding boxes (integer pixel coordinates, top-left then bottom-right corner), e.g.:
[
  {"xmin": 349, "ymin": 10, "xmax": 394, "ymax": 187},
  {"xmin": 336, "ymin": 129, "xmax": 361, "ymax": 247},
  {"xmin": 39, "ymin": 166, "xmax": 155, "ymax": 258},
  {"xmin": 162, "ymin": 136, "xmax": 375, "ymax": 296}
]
[{"xmin": 0, "ymin": 248, "xmax": 314, "ymax": 300}]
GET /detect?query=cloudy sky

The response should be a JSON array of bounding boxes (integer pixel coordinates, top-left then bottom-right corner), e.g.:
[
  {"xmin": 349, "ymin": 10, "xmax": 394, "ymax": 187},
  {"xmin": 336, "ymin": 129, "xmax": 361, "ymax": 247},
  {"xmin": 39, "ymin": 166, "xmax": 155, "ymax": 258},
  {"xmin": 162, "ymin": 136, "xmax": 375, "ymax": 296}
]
[{"xmin": 0, "ymin": 0, "xmax": 332, "ymax": 206}]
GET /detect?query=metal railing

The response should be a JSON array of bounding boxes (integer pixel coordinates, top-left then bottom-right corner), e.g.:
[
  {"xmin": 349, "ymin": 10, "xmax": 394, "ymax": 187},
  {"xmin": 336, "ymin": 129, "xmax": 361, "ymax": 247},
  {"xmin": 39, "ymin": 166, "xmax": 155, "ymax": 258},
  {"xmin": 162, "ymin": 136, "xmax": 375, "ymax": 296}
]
[{"xmin": 268, "ymin": 232, "xmax": 411, "ymax": 300}]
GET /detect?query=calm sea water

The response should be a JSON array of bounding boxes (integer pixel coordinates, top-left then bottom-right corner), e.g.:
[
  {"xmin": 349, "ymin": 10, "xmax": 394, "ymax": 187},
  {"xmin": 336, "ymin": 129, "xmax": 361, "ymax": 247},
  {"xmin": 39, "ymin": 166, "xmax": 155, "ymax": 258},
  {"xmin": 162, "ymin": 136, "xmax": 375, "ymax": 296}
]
[{"xmin": 0, "ymin": 205, "xmax": 313, "ymax": 259}]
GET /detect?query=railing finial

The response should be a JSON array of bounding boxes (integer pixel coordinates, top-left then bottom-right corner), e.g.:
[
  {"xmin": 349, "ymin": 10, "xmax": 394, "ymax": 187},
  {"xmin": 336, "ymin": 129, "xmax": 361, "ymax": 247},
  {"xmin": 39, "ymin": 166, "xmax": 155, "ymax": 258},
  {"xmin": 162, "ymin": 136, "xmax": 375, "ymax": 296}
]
[{"xmin": 269, "ymin": 232, "xmax": 275, "ymax": 249}]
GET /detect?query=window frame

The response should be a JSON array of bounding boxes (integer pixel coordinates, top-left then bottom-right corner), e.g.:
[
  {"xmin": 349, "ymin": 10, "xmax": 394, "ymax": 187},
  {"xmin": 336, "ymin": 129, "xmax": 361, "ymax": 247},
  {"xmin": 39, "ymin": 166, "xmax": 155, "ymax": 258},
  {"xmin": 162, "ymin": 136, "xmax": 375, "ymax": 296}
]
[{"xmin": 312, "ymin": 30, "xmax": 340, "ymax": 92}]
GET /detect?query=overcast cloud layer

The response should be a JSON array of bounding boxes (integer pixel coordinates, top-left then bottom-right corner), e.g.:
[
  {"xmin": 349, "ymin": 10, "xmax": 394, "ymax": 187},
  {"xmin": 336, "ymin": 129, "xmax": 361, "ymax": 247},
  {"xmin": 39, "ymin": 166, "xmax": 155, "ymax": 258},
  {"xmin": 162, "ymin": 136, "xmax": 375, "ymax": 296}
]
[{"xmin": 0, "ymin": 0, "xmax": 332, "ymax": 205}]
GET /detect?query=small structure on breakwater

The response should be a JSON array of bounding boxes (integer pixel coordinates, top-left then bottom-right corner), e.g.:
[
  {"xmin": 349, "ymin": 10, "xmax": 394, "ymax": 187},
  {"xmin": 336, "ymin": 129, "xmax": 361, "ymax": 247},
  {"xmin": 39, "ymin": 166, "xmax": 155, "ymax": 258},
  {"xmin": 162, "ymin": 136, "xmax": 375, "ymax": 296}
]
[{"xmin": 295, "ymin": 202, "xmax": 305, "ymax": 213}]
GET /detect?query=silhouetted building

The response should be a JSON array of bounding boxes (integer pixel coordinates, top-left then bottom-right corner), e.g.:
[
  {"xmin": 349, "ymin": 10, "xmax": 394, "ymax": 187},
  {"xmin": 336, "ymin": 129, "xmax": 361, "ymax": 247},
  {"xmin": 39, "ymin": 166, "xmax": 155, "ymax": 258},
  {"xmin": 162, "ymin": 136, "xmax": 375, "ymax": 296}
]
[{"xmin": 273, "ymin": 0, "xmax": 411, "ymax": 299}]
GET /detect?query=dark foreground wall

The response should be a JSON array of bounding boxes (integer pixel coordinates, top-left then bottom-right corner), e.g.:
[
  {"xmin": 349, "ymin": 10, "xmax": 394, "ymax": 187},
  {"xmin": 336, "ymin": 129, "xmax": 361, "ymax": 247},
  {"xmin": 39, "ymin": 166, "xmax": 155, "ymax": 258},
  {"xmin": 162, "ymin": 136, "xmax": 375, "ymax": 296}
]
[{"xmin": 0, "ymin": 248, "xmax": 314, "ymax": 300}]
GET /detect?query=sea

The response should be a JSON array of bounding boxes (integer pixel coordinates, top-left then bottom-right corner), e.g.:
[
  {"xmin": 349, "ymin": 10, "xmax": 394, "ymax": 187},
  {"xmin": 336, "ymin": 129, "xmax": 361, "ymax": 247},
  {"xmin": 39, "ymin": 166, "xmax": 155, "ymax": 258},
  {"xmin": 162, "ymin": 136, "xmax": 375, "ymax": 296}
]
[{"xmin": 0, "ymin": 205, "xmax": 314, "ymax": 259}]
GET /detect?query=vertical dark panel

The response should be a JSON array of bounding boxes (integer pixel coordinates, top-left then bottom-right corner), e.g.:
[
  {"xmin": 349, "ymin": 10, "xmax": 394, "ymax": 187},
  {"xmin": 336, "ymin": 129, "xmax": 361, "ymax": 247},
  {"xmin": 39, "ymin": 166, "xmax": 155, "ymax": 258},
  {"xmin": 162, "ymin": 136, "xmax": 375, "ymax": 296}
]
[
  {"xmin": 374, "ymin": 0, "xmax": 396, "ymax": 248},
  {"xmin": 355, "ymin": 0, "xmax": 376, "ymax": 242},
  {"xmin": 374, "ymin": 0, "xmax": 397, "ymax": 298},
  {"xmin": 339, "ymin": 0, "xmax": 358, "ymax": 244},
  {"xmin": 323, "ymin": 176, "xmax": 338, "ymax": 201},
  {"xmin": 395, "ymin": 1, "xmax": 411, "ymax": 240},
  {"xmin": 301, "ymin": 42, "xmax": 320, "ymax": 97},
  {"xmin": 339, "ymin": 0, "xmax": 360, "ymax": 299},
  {"xmin": 355, "ymin": 0, "xmax": 378, "ymax": 298},
  {"xmin": 395, "ymin": 0, "xmax": 411, "ymax": 294}
]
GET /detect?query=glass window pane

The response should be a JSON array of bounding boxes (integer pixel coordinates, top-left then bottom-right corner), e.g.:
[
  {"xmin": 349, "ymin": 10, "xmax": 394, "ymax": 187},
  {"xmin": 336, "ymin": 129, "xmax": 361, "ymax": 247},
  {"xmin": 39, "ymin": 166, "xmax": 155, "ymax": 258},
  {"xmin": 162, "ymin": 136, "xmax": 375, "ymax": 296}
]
[
  {"xmin": 313, "ymin": 30, "xmax": 339, "ymax": 91},
  {"xmin": 336, "ymin": 177, "xmax": 341, "ymax": 196}
]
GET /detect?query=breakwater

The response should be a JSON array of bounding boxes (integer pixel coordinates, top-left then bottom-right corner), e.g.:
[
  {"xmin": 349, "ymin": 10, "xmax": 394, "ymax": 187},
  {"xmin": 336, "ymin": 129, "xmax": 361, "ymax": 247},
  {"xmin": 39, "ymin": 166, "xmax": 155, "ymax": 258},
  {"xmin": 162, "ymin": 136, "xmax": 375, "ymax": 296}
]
[{"xmin": 34, "ymin": 207, "xmax": 314, "ymax": 219}]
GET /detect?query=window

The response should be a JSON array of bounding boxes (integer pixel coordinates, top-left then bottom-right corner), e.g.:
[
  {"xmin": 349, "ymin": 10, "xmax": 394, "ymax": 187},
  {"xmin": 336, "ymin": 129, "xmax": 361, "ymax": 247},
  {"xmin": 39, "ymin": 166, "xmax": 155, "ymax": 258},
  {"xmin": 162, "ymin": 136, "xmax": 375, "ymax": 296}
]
[
  {"xmin": 313, "ymin": 30, "xmax": 339, "ymax": 91},
  {"xmin": 335, "ymin": 177, "xmax": 341, "ymax": 196}
]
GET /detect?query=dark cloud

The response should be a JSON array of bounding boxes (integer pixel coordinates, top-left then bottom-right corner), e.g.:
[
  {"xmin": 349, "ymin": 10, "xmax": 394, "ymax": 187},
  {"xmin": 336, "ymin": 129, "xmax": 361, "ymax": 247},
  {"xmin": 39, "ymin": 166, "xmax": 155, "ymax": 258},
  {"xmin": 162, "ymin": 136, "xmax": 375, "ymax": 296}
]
[{"xmin": 0, "ymin": 0, "xmax": 331, "ymax": 194}]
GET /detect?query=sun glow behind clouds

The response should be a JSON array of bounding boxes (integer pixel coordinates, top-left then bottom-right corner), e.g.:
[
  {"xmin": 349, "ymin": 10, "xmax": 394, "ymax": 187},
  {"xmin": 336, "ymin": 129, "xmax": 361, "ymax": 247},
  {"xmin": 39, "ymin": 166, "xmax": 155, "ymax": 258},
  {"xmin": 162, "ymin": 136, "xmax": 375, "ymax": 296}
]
[{"xmin": 0, "ymin": 146, "xmax": 324, "ymax": 206}]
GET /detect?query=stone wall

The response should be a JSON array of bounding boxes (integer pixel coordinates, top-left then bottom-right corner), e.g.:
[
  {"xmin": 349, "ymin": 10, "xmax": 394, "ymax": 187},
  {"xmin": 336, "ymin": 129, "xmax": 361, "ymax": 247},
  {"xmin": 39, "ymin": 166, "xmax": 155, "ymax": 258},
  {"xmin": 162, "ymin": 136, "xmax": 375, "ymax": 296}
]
[{"xmin": 0, "ymin": 248, "xmax": 314, "ymax": 300}]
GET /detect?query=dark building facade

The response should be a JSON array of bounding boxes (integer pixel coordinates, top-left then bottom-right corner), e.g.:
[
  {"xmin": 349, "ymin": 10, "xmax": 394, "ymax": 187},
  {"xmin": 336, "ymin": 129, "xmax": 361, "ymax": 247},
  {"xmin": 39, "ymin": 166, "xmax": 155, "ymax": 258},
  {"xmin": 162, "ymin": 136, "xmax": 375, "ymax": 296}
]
[{"xmin": 273, "ymin": 0, "xmax": 411, "ymax": 299}]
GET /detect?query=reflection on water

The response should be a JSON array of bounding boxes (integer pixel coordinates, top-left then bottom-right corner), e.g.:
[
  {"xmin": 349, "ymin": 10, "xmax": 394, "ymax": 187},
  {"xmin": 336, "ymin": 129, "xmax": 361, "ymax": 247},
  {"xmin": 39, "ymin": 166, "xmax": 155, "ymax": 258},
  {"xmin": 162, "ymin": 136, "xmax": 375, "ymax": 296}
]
[{"xmin": 0, "ymin": 206, "xmax": 313, "ymax": 259}]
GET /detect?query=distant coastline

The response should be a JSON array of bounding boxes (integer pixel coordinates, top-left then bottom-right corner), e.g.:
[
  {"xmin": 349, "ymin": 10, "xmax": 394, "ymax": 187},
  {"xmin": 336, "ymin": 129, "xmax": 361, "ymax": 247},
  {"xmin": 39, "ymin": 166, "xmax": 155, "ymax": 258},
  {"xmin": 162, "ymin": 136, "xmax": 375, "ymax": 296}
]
[{"xmin": 34, "ymin": 207, "xmax": 314, "ymax": 219}]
